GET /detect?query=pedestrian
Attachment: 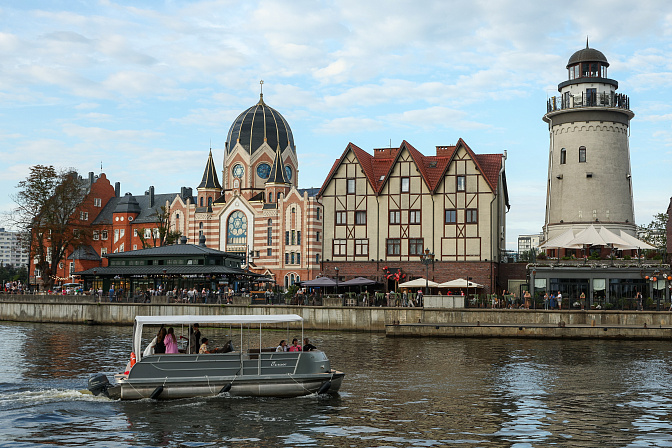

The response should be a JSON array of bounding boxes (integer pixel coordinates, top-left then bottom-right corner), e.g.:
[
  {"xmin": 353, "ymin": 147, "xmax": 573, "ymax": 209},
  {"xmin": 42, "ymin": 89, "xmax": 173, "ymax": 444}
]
[
  {"xmin": 544, "ymin": 292, "xmax": 549, "ymax": 310},
  {"xmin": 557, "ymin": 291, "xmax": 563, "ymax": 310}
]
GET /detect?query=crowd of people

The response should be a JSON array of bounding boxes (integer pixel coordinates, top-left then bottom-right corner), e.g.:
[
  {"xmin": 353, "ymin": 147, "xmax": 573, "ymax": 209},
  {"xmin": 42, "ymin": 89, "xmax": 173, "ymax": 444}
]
[{"xmin": 276, "ymin": 338, "xmax": 317, "ymax": 352}]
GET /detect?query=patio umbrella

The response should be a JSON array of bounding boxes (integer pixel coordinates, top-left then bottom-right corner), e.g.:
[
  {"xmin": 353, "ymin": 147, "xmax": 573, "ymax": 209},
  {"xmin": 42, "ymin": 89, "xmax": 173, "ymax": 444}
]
[
  {"xmin": 437, "ymin": 278, "xmax": 484, "ymax": 288},
  {"xmin": 340, "ymin": 277, "xmax": 377, "ymax": 286},
  {"xmin": 300, "ymin": 277, "xmax": 337, "ymax": 287},
  {"xmin": 398, "ymin": 278, "xmax": 439, "ymax": 288}
]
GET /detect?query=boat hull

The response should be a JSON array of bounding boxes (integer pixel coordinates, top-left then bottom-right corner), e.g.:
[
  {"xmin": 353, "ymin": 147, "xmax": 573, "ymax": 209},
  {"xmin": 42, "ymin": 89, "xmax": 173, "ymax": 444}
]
[
  {"xmin": 110, "ymin": 371, "xmax": 344, "ymax": 400},
  {"xmin": 103, "ymin": 351, "xmax": 344, "ymax": 400}
]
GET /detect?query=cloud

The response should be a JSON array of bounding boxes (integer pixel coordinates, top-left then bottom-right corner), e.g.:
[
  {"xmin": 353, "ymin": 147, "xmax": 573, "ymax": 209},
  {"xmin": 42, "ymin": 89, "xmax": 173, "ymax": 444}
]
[
  {"xmin": 61, "ymin": 123, "xmax": 163, "ymax": 142},
  {"xmin": 316, "ymin": 117, "xmax": 382, "ymax": 134},
  {"xmin": 385, "ymin": 106, "xmax": 491, "ymax": 131}
]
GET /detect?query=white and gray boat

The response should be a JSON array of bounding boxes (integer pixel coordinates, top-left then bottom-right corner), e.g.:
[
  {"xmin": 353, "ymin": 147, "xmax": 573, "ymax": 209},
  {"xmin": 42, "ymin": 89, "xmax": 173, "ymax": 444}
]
[{"xmin": 88, "ymin": 314, "xmax": 344, "ymax": 400}]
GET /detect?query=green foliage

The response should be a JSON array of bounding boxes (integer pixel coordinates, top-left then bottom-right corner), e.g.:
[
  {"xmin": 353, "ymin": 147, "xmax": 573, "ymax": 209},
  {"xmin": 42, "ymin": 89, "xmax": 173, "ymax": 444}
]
[
  {"xmin": 9, "ymin": 165, "xmax": 90, "ymax": 290},
  {"xmin": 0, "ymin": 264, "xmax": 28, "ymax": 284},
  {"xmin": 637, "ymin": 212, "xmax": 668, "ymax": 251}
]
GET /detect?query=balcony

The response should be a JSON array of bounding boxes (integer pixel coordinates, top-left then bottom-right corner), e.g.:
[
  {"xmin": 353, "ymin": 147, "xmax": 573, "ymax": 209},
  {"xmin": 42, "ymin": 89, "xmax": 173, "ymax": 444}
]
[{"xmin": 547, "ymin": 92, "xmax": 630, "ymax": 113}]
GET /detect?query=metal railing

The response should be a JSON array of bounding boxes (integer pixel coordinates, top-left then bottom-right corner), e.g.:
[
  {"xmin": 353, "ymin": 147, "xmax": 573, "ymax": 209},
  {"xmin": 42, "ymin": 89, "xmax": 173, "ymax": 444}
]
[{"xmin": 547, "ymin": 92, "xmax": 630, "ymax": 113}]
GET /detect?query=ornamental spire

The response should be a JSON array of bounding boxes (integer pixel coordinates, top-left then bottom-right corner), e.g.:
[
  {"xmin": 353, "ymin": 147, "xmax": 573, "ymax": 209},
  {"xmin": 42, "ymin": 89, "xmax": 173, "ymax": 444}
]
[{"xmin": 197, "ymin": 149, "xmax": 222, "ymax": 190}]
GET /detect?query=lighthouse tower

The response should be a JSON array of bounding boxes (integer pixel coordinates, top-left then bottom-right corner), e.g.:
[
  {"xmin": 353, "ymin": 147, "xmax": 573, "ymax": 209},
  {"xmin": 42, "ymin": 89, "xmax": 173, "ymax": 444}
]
[{"xmin": 543, "ymin": 42, "xmax": 635, "ymax": 243}]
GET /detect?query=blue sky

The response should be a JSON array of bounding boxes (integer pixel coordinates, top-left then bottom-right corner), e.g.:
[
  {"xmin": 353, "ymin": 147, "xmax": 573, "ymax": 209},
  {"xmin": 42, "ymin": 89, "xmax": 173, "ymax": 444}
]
[{"xmin": 1, "ymin": 1, "xmax": 671, "ymax": 249}]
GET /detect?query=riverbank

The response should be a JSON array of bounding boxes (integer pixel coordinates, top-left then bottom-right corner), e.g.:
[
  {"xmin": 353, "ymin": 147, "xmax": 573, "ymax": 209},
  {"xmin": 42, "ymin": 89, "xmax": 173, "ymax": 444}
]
[{"xmin": 2, "ymin": 294, "xmax": 672, "ymax": 339}]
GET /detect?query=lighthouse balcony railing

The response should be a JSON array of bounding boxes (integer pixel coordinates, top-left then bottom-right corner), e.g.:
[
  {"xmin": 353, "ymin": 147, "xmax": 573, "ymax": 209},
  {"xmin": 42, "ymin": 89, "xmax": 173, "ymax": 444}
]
[{"xmin": 547, "ymin": 92, "xmax": 629, "ymax": 113}]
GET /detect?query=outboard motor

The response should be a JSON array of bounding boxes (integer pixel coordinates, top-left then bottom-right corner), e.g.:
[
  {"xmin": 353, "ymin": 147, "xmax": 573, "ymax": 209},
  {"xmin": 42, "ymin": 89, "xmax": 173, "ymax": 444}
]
[{"xmin": 88, "ymin": 373, "xmax": 111, "ymax": 397}]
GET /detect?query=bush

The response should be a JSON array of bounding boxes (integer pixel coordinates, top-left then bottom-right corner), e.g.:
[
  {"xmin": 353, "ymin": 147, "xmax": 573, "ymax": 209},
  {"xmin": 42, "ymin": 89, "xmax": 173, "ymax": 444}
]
[
  {"xmin": 536, "ymin": 253, "xmax": 548, "ymax": 260},
  {"xmin": 623, "ymin": 255, "xmax": 631, "ymax": 260}
]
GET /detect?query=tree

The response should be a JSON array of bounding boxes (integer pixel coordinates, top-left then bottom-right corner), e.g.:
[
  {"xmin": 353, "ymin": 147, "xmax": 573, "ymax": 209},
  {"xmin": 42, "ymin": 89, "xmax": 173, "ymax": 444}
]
[
  {"xmin": 8, "ymin": 165, "xmax": 91, "ymax": 290},
  {"xmin": 135, "ymin": 205, "xmax": 181, "ymax": 249},
  {"xmin": 638, "ymin": 213, "xmax": 668, "ymax": 252}
]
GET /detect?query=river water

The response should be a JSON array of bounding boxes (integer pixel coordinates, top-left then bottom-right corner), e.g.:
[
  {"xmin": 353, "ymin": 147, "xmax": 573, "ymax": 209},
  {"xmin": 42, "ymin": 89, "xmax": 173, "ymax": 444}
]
[{"xmin": 1, "ymin": 321, "xmax": 672, "ymax": 447}]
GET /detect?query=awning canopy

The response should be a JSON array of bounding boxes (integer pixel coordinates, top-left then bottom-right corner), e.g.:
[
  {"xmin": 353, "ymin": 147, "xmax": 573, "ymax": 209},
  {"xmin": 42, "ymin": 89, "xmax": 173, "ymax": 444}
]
[
  {"xmin": 539, "ymin": 225, "xmax": 652, "ymax": 250},
  {"xmin": 300, "ymin": 277, "xmax": 337, "ymax": 287},
  {"xmin": 437, "ymin": 278, "xmax": 484, "ymax": 288},
  {"xmin": 398, "ymin": 278, "xmax": 439, "ymax": 288},
  {"xmin": 340, "ymin": 277, "xmax": 378, "ymax": 286}
]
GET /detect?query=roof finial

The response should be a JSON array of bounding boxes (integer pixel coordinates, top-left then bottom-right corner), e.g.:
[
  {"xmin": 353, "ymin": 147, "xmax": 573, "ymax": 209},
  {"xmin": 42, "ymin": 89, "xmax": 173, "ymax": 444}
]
[
  {"xmin": 586, "ymin": 36, "xmax": 589, "ymax": 49},
  {"xmin": 258, "ymin": 79, "xmax": 265, "ymax": 105}
]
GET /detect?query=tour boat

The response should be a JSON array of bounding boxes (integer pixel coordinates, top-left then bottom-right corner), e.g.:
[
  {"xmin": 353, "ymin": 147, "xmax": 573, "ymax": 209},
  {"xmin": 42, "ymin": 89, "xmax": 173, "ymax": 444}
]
[{"xmin": 87, "ymin": 314, "xmax": 344, "ymax": 400}]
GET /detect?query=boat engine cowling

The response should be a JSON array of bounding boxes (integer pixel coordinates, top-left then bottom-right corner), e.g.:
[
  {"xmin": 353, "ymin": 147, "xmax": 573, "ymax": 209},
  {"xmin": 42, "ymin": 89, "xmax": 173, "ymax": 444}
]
[{"xmin": 88, "ymin": 373, "xmax": 111, "ymax": 397}]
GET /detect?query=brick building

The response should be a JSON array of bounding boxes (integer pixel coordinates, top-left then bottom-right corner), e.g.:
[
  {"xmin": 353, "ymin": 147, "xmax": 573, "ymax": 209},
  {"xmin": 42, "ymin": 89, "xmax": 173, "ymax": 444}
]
[
  {"xmin": 317, "ymin": 139, "xmax": 508, "ymax": 293},
  {"xmin": 169, "ymin": 93, "xmax": 323, "ymax": 288}
]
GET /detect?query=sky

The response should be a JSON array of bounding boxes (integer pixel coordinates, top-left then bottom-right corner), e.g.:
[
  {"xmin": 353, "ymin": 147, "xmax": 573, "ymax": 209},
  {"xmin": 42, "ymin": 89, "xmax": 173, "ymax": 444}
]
[{"xmin": 1, "ymin": 1, "xmax": 671, "ymax": 250}]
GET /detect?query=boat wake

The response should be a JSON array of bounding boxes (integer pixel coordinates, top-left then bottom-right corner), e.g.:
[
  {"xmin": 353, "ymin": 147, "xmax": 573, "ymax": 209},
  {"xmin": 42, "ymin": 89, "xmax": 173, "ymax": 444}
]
[{"xmin": 0, "ymin": 388, "xmax": 106, "ymax": 406}]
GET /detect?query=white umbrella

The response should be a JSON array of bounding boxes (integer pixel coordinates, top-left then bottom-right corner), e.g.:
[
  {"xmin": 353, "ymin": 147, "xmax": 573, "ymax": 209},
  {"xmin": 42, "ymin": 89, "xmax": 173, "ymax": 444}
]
[
  {"xmin": 539, "ymin": 229, "xmax": 576, "ymax": 249},
  {"xmin": 398, "ymin": 278, "xmax": 439, "ymax": 288},
  {"xmin": 618, "ymin": 231, "xmax": 656, "ymax": 250},
  {"xmin": 437, "ymin": 278, "xmax": 484, "ymax": 288}
]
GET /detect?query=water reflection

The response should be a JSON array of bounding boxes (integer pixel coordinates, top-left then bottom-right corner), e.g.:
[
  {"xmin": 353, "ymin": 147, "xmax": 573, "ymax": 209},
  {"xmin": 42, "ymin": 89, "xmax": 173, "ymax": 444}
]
[{"xmin": 2, "ymin": 322, "xmax": 672, "ymax": 447}]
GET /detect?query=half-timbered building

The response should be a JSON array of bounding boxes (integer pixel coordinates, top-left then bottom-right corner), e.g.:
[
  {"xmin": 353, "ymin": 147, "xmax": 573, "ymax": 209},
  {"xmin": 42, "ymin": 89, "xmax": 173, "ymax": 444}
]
[{"xmin": 317, "ymin": 139, "xmax": 508, "ymax": 293}]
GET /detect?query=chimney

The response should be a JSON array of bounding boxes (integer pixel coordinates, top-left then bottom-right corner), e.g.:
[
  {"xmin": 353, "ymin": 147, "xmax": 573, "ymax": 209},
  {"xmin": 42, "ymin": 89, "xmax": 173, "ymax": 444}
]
[
  {"xmin": 149, "ymin": 186, "xmax": 155, "ymax": 208},
  {"xmin": 180, "ymin": 236, "xmax": 188, "ymax": 245},
  {"xmin": 88, "ymin": 172, "xmax": 94, "ymax": 185},
  {"xmin": 114, "ymin": 182, "xmax": 120, "ymax": 197},
  {"xmin": 198, "ymin": 234, "xmax": 206, "ymax": 247}
]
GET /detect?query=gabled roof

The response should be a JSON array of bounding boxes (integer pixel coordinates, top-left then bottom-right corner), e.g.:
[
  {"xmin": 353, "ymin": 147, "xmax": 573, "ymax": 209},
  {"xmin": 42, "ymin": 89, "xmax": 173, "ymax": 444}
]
[
  {"xmin": 318, "ymin": 139, "xmax": 503, "ymax": 198},
  {"xmin": 197, "ymin": 150, "xmax": 222, "ymax": 190},
  {"xmin": 68, "ymin": 245, "xmax": 101, "ymax": 261},
  {"xmin": 92, "ymin": 192, "xmax": 182, "ymax": 225}
]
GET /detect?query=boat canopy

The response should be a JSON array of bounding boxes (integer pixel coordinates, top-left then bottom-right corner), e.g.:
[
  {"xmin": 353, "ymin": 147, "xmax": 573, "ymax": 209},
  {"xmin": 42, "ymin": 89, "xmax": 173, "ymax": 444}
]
[
  {"xmin": 135, "ymin": 314, "xmax": 303, "ymax": 326},
  {"xmin": 133, "ymin": 314, "xmax": 304, "ymax": 357}
]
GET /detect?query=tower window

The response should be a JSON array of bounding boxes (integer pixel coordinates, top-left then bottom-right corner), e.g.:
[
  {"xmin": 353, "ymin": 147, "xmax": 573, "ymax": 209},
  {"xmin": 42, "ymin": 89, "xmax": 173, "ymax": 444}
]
[
  {"xmin": 560, "ymin": 148, "xmax": 566, "ymax": 164},
  {"xmin": 401, "ymin": 177, "xmax": 410, "ymax": 193},
  {"xmin": 347, "ymin": 178, "xmax": 355, "ymax": 194},
  {"xmin": 200, "ymin": 197, "xmax": 203, "ymax": 207},
  {"xmin": 579, "ymin": 146, "xmax": 587, "ymax": 163}
]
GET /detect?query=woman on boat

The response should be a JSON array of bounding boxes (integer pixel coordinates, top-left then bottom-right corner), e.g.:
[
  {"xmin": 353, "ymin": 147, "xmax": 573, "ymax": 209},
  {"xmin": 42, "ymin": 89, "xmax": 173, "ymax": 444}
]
[
  {"xmin": 288, "ymin": 338, "xmax": 302, "ymax": 352},
  {"xmin": 155, "ymin": 327, "xmax": 167, "ymax": 354},
  {"xmin": 276, "ymin": 340, "xmax": 287, "ymax": 352},
  {"xmin": 164, "ymin": 327, "xmax": 178, "ymax": 354}
]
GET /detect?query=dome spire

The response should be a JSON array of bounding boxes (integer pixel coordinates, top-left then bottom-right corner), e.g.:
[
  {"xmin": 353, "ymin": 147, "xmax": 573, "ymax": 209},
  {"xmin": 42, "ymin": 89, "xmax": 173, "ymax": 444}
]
[
  {"xmin": 586, "ymin": 35, "xmax": 589, "ymax": 49},
  {"xmin": 258, "ymin": 79, "xmax": 265, "ymax": 105}
]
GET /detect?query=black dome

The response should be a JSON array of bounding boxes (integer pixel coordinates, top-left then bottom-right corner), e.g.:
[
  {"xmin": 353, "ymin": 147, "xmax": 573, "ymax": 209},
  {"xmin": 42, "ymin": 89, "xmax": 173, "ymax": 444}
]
[
  {"xmin": 226, "ymin": 94, "xmax": 295, "ymax": 155},
  {"xmin": 567, "ymin": 46, "xmax": 609, "ymax": 68}
]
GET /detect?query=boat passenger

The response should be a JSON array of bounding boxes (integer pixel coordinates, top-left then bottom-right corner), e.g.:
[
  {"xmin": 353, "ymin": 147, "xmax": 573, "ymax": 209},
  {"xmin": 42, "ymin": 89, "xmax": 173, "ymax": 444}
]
[
  {"xmin": 199, "ymin": 338, "xmax": 211, "ymax": 354},
  {"xmin": 189, "ymin": 323, "xmax": 201, "ymax": 354},
  {"xmin": 289, "ymin": 338, "xmax": 302, "ymax": 352},
  {"xmin": 276, "ymin": 340, "xmax": 287, "ymax": 352},
  {"xmin": 154, "ymin": 327, "xmax": 167, "ymax": 354},
  {"xmin": 164, "ymin": 327, "xmax": 179, "ymax": 354},
  {"xmin": 303, "ymin": 338, "xmax": 317, "ymax": 351}
]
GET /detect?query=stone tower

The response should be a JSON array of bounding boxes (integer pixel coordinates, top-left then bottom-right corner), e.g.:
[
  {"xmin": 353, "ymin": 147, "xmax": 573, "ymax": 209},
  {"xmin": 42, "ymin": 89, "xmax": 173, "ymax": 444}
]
[{"xmin": 543, "ymin": 43, "xmax": 635, "ymax": 242}]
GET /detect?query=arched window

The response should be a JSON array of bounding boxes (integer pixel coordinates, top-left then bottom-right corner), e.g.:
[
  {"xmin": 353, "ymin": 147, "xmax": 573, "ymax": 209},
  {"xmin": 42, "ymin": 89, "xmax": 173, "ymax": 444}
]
[
  {"xmin": 267, "ymin": 218, "xmax": 272, "ymax": 226},
  {"xmin": 560, "ymin": 148, "xmax": 566, "ymax": 164},
  {"xmin": 208, "ymin": 197, "xmax": 212, "ymax": 207},
  {"xmin": 316, "ymin": 208, "xmax": 321, "ymax": 220},
  {"xmin": 284, "ymin": 275, "xmax": 289, "ymax": 288},
  {"xmin": 296, "ymin": 275, "xmax": 300, "ymax": 284},
  {"xmin": 200, "ymin": 197, "xmax": 203, "ymax": 207},
  {"xmin": 269, "ymin": 192, "xmax": 273, "ymax": 203},
  {"xmin": 290, "ymin": 274, "xmax": 295, "ymax": 286},
  {"xmin": 227, "ymin": 211, "xmax": 247, "ymax": 244},
  {"xmin": 199, "ymin": 222, "xmax": 203, "ymax": 229},
  {"xmin": 316, "ymin": 254, "xmax": 320, "ymax": 264}
]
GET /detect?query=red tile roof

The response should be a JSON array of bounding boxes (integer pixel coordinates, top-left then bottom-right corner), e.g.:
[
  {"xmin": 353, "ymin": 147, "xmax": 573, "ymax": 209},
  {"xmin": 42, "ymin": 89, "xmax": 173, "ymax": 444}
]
[{"xmin": 317, "ymin": 139, "xmax": 503, "ymax": 198}]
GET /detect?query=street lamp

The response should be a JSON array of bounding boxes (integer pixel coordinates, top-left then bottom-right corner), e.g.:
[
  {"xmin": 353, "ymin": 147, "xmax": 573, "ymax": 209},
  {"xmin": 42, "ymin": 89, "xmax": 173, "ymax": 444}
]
[
  {"xmin": 421, "ymin": 248, "xmax": 435, "ymax": 295},
  {"xmin": 334, "ymin": 266, "xmax": 339, "ymax": 296}
]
